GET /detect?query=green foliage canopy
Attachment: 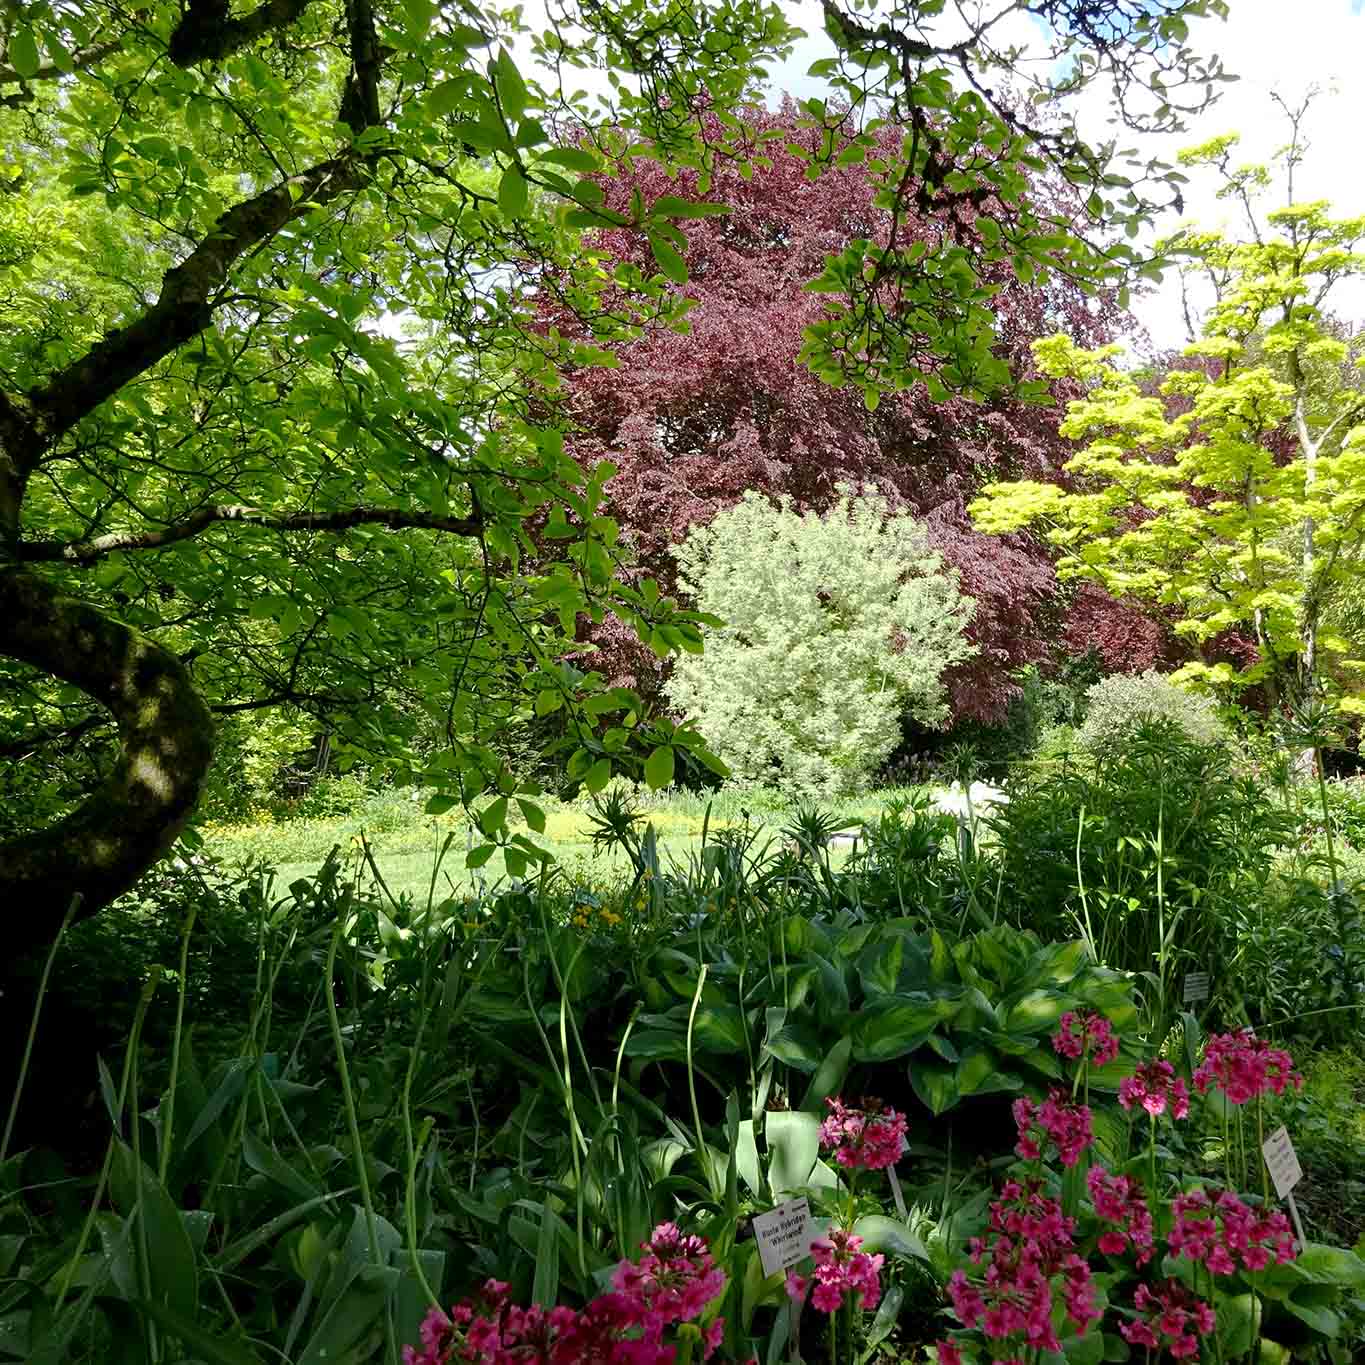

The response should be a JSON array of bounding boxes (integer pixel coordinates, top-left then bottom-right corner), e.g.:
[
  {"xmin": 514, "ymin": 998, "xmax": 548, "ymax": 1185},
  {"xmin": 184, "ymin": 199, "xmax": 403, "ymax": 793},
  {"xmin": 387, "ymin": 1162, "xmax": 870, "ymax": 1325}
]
[{"xmin": 0, "ymin": 0, "xmax": 1229, "ymax": 941}]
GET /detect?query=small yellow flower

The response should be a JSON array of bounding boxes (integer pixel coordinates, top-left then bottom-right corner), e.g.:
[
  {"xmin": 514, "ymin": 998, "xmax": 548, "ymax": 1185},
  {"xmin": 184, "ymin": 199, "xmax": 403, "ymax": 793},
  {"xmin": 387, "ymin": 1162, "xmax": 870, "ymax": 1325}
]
[{"xmin": 600, "ymin": 909, "xmax": 622, "ymax": 926}]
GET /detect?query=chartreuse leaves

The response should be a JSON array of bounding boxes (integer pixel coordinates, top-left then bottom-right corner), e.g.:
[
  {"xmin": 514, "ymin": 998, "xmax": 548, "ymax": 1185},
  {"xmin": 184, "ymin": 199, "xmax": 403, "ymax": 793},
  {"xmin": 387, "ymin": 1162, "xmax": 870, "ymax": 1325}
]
[
  {"xmin": 647, "ymin": 232, "xmax": 688, "ymax": 285},
  {"xmin": 7, "ymin": 27, "xmax": 40, "ymax": 78},
  {"xmin": 499, "ymin": 164, "xmax": 530, "ymax": 218},
  {"xmin": 492, "ymin": 47, "xmax": 529, "ymax": 125}
]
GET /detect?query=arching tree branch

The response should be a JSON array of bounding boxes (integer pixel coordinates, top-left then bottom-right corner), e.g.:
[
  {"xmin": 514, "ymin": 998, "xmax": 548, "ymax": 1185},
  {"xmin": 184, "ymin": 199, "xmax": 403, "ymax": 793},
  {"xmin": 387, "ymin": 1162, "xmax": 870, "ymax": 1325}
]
[
  {"xmin": 0, "ymin": 35, "xmax": 125, "ymax": 86},
  {"xmin": 18, "ymin": 503, "xmax": 483, "ymax": 564},
  {"xmin": 0, "ymin": 570, "xmax": 215, "ymax": 950},
  {"xmin": 167, "ymin": 0, "xmax": 317, "ymax": 68},
  {"xmin": 21, "ymin": 157, "xmax": 367, "ymax": 457}
]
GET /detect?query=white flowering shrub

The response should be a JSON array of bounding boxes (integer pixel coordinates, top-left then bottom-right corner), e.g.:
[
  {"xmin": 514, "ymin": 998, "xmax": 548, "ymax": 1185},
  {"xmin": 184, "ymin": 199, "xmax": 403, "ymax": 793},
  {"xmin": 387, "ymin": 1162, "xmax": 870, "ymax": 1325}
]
[
  {"xmin": 666, "ymin": 488, "xmax": 976, "ymax": 796},
  {"xmin": 1076, "ymin": 669, "xmax": 1228, "ymax": 754}
]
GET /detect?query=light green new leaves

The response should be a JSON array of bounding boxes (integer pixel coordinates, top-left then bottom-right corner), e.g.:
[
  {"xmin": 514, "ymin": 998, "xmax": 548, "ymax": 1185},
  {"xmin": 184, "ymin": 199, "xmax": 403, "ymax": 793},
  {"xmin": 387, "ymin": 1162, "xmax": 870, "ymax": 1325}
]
[
  {"xmin": 499, "ymin": 164, "xmax": 530, "ymax": 218},
  {"xmin": 643, "ymin": 745, "xmax": 675, "ymax": 789},
  {"xmin": 492, "ymin": 48, "xmax": 529, "ymax": 125},
  {"xmin": 7, "ymin": 27, "xmax": 40, "ymax": 78},
  {"xmin": 970, "ymin": 181, "xmax": 1365, "ymax": 714}
]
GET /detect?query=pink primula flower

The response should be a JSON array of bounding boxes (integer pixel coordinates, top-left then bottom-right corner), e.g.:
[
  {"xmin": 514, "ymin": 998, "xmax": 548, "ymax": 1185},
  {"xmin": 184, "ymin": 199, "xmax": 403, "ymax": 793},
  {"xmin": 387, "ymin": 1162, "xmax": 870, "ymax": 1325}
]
[
  {"xmin": 1052, "ymin": 1011, "xmax": 1119, "ymax": 1067},
  {"xmin": 1120, "ymin": 1280, "xmax": 1215, "ymax": 1360},
  {"xmin": 1119, "ymin": 1059, "xmax": 1191, "ymax": 1119},
  {"xmin": 785, "ymin": 1226, "xmax": 884, "ymax": 1315},
  {"xmin": 947, "ymin": 1181, "xmax": 1099, "ymax": 1358},
  {"xmin": 404, "ymin": 1223, "xmax": 727, "ymax": 1365},
  {"xmin": 1087, "ymin": 1165, "xmax": 1155, "ymax": 1265},
  {"xmin": 1013, "ymin": 1090, "xmax": 1095, "ymax": 1168},
  {"xmin": 1169, "ymin": 1189, "xmax": 1297, "ymax": 1272},
  {"xmin": 818, "ymin": 1096, "xmax": 909, "ymax": 1171},
  {"xmin": 1193, "ymin": 1031, "xmax": 1303, "ymax": 1105}
]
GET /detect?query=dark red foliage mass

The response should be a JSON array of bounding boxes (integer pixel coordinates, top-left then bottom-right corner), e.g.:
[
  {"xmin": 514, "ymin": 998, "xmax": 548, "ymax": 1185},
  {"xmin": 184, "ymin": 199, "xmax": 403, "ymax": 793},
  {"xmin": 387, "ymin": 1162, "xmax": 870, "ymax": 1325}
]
[
  {"xmin": 544, "ymin": 102, "xmax": 1141, "ymax": 723},
  {"xmin": 1061, "ymin": 583, "xmax": 1169, "ymax": 676}
]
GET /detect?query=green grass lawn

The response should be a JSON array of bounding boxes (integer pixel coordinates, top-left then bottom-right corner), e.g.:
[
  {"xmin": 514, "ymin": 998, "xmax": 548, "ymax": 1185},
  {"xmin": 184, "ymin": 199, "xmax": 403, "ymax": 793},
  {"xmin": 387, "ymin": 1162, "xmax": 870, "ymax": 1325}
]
[{"xmin": 198, "ymin": 784, "xmax": 926, "ymax": 905}]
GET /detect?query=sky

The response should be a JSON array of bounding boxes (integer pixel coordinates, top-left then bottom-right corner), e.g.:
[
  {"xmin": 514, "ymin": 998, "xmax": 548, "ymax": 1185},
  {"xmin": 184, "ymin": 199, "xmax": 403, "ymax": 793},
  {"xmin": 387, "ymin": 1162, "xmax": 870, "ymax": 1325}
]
[{"xmin": 758, "ymin": 0, "xmax": 1365, "ymax": 351}]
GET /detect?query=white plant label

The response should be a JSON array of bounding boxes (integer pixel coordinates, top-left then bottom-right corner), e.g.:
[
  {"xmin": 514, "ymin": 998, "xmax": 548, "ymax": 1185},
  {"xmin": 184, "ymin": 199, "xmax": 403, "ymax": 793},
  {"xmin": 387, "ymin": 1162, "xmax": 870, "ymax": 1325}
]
[
  {"xmin": 1183, "ymin": 972, "xmax": 1211, "ymax": 1005},
  {"xmin": 1262, "ymin": 1125, "xmax": 1304, "ymax": 1199},
  {"xmin": 753, "ymin": 1196, "xmax": 813, "ymax": 1278}
]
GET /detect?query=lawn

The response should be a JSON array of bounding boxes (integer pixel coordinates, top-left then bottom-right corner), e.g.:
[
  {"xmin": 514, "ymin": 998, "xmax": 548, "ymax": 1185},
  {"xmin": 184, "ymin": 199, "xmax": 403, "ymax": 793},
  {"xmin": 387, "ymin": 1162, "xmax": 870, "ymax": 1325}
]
[{"xmin": 196, "ymin": 783, "xmax": 935, "ymax": 904}]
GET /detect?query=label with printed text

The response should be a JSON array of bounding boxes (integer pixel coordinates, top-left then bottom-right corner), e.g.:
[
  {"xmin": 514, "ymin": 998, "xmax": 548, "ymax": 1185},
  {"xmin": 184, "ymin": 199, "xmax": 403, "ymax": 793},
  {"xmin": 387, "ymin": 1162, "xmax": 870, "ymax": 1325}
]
[
  {"xmin": 752, "ymin": 1197, "xmax": 813, "ymax": 1278},
  {"xmin": 1183, "ymin": 972, "xmax": 1211, "ymax": 1004},
  {"xmin": 1262, "ymin": 1125, "xmax": 1303, "ymax": 1199}
]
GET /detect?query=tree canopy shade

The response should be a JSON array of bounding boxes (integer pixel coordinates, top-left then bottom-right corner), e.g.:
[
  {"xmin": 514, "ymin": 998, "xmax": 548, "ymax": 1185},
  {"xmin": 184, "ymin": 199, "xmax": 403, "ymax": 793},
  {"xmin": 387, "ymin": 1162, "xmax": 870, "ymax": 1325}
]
[
  {"xmin": 0, "ymin": 0, "xmax": 1229, "ymax": 945},
  {"xmin": 971, "ymin": 121, "xmax": 1365, "ymax": 718}
]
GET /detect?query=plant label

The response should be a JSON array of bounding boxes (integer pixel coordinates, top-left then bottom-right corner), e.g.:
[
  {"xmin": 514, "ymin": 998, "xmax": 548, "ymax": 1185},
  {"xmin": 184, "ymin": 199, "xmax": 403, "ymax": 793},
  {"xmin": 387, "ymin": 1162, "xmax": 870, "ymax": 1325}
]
[
  {"xmin": 1262, "ymin": 1125, "xmax": 1303, "ymax": 1199},
  {"xmin": 1182, "ymin": 972, "xmax": 1210, "ymax": 1004},
  {"xmin": 753, "ymin": 1196, "xmax": 813, "ymax": 1278}
]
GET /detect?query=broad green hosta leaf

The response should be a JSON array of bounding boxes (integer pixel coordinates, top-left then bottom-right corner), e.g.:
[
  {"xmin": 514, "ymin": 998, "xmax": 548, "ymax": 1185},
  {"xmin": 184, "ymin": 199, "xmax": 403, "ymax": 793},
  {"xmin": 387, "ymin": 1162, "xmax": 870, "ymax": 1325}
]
[
  {"xmin": 801, "ymin": 1036, "xmax": 853, "ymax": 1109},
  {"xmin": 852, "ymin": 1216, "xmax": 926, "ymax": 1261},
  {"xmin": 1214, "ymin": 1292, "xmax": 1260, "ymax": 1358},
  {"xmin": 764, "ymin": 1019, "xmax": 825, "ymax": 1072},
  {"xmin": 692, "ymin": 1005, "xmax": 747, "ymax": 1054},
  {"xmin": 766, "ymin": 1111, "xmax": 820, "ymax": 1198},
  {"xmin": 1001, "ymin": 988, "xmax": 1074, "ymax": 1033},
  {"xmin": 1295, "ymin": 1243, "xmax": 1365, "ymax": 1286},
  {"xmin": 623, "ymin": 1029, "xmax": 688, "ymax": 1061},
  {"xmin": 851, "ymin": 994, "xmax": 960, "ymax": 1062},
  {"xmin": 1025, "ymin": 939, "xmax": 1090, "ymax": 985},
  {"xmin": 908, "ymin": 1056, "xmax": 958, "ymax": 1115},
  {"xmin": 954, "ymin": 1044, "xmax": 1021, "ymax": 1096}
]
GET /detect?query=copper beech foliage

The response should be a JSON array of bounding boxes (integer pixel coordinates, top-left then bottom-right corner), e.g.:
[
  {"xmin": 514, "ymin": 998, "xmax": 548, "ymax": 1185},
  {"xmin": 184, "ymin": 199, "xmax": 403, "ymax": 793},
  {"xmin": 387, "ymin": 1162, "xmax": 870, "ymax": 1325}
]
[{"xmin": 543, "ymin": 104, "xmax": 1159, "ymax": 723}]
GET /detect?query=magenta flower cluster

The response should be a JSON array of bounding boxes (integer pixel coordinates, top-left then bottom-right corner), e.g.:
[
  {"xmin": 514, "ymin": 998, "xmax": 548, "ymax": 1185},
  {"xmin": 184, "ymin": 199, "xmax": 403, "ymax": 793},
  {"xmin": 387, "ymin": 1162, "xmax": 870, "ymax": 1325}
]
[
  {"xmin": 1193, "ymin": 1030, "xmax": 1303, "ymax": 1105},
  {"xmin": 1169, "ymin": 1189, "xmax": 1297, "ymax": 1274},
  {"xmin": 1119, "ymin": 1280, "xmax": 1216, "ymax": 1359},
  {"xmin": 403, "ymin": 1223, "xmax": 726, "ymax": 1365},
  {"xmin": 1087, "ymin": 1166, "xmax": 1155, "ymax": 1265},
  {"xmin": 1119, "ymin": 1059, "xmax": 1190, "ymax": 1119},
  {"xmin": 1051, "ymin": 1010, "xmax": 1119, "ymax": 1067},
  {"xmin": 786, "ymin": 1226, "xmax": 884, "ymax": 1315},
  {"xmin": 817, "ymin": 1096, "xmax": 908, "ymax": 1171},
  {"xmin": 934, "ymin": 1018, "xmax": 1310, "ymax": 1364},
  {"xmin": 1012, "ymin": 1090, "xmax": 1094, "ymax": 1168},
  {"xmin": 946, "ymin": 1181, "xmax": 1099, "ymax": 1358}
]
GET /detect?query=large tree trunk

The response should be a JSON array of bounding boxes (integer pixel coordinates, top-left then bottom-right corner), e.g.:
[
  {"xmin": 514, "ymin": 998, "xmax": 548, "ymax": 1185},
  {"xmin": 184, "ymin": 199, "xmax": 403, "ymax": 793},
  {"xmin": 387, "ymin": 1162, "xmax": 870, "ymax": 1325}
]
[{"xmin": 0, "ymin": 571, "xmax": 215, "ymax": 953}]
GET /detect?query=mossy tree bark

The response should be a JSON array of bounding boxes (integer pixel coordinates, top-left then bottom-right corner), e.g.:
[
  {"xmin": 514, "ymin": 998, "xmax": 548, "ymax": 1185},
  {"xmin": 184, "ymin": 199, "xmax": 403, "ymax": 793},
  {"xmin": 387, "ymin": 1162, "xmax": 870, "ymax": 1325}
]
[{"xmin": 0, "ymin": 571, "xmax": 215, "ymax": 953}]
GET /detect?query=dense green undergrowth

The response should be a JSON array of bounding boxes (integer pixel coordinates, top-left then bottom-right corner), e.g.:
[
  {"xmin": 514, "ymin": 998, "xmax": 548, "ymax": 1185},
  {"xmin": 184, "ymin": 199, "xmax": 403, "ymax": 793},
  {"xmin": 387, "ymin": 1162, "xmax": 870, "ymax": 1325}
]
[{"xmin": 2, "ymin": 726, "xmax": 1364, "ymax": 1363}]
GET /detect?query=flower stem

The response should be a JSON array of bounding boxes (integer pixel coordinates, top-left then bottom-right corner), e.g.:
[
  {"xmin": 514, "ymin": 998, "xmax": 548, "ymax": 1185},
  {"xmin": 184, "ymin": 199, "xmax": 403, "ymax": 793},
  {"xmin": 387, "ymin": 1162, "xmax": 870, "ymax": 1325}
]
[{"xmin": 1149, "ymin": 1111, "xmax": 1158, "ymax": 1198}]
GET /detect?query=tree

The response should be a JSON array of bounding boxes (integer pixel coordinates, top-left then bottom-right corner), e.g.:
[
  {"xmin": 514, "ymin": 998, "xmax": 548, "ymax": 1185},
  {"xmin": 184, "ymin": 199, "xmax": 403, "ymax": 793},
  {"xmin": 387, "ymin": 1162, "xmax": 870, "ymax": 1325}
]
[
  {"xmin": 0, "ymin": 0, "xmax": 1226, "ymax": 946},
  {"xmin": 0, "ymin": 0, "xmax": 784, "ymax": 945},
  {"xmin": 665, "ymin": 488, "xmax": 975, "ymax": 795},
  {"xmin": 545, "ymin": 103, "xmax": 1137, "ymax": 722},
  {"xmin": 970, "ymin": 121, "xmax": 1365, "ymax": 718}
]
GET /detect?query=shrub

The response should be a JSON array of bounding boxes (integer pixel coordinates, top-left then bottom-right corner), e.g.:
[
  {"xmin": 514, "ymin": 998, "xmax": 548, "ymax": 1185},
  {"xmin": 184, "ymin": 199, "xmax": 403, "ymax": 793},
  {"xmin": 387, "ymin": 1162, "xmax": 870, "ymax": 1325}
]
[
  {"xmin": 990, "ymin": 721, "xmax": 1298, "ymax": 1023},
  {"xmin": 667, "ymin": 487, "xmax": 976, "ymax": 796},
  {"xmin": 910, "ymin": 665, "xmax": 1088, "ymax": 780},
  {"xmin": 1075, "ymin": 668, "xmax": 1227, "ymax": 754}
]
